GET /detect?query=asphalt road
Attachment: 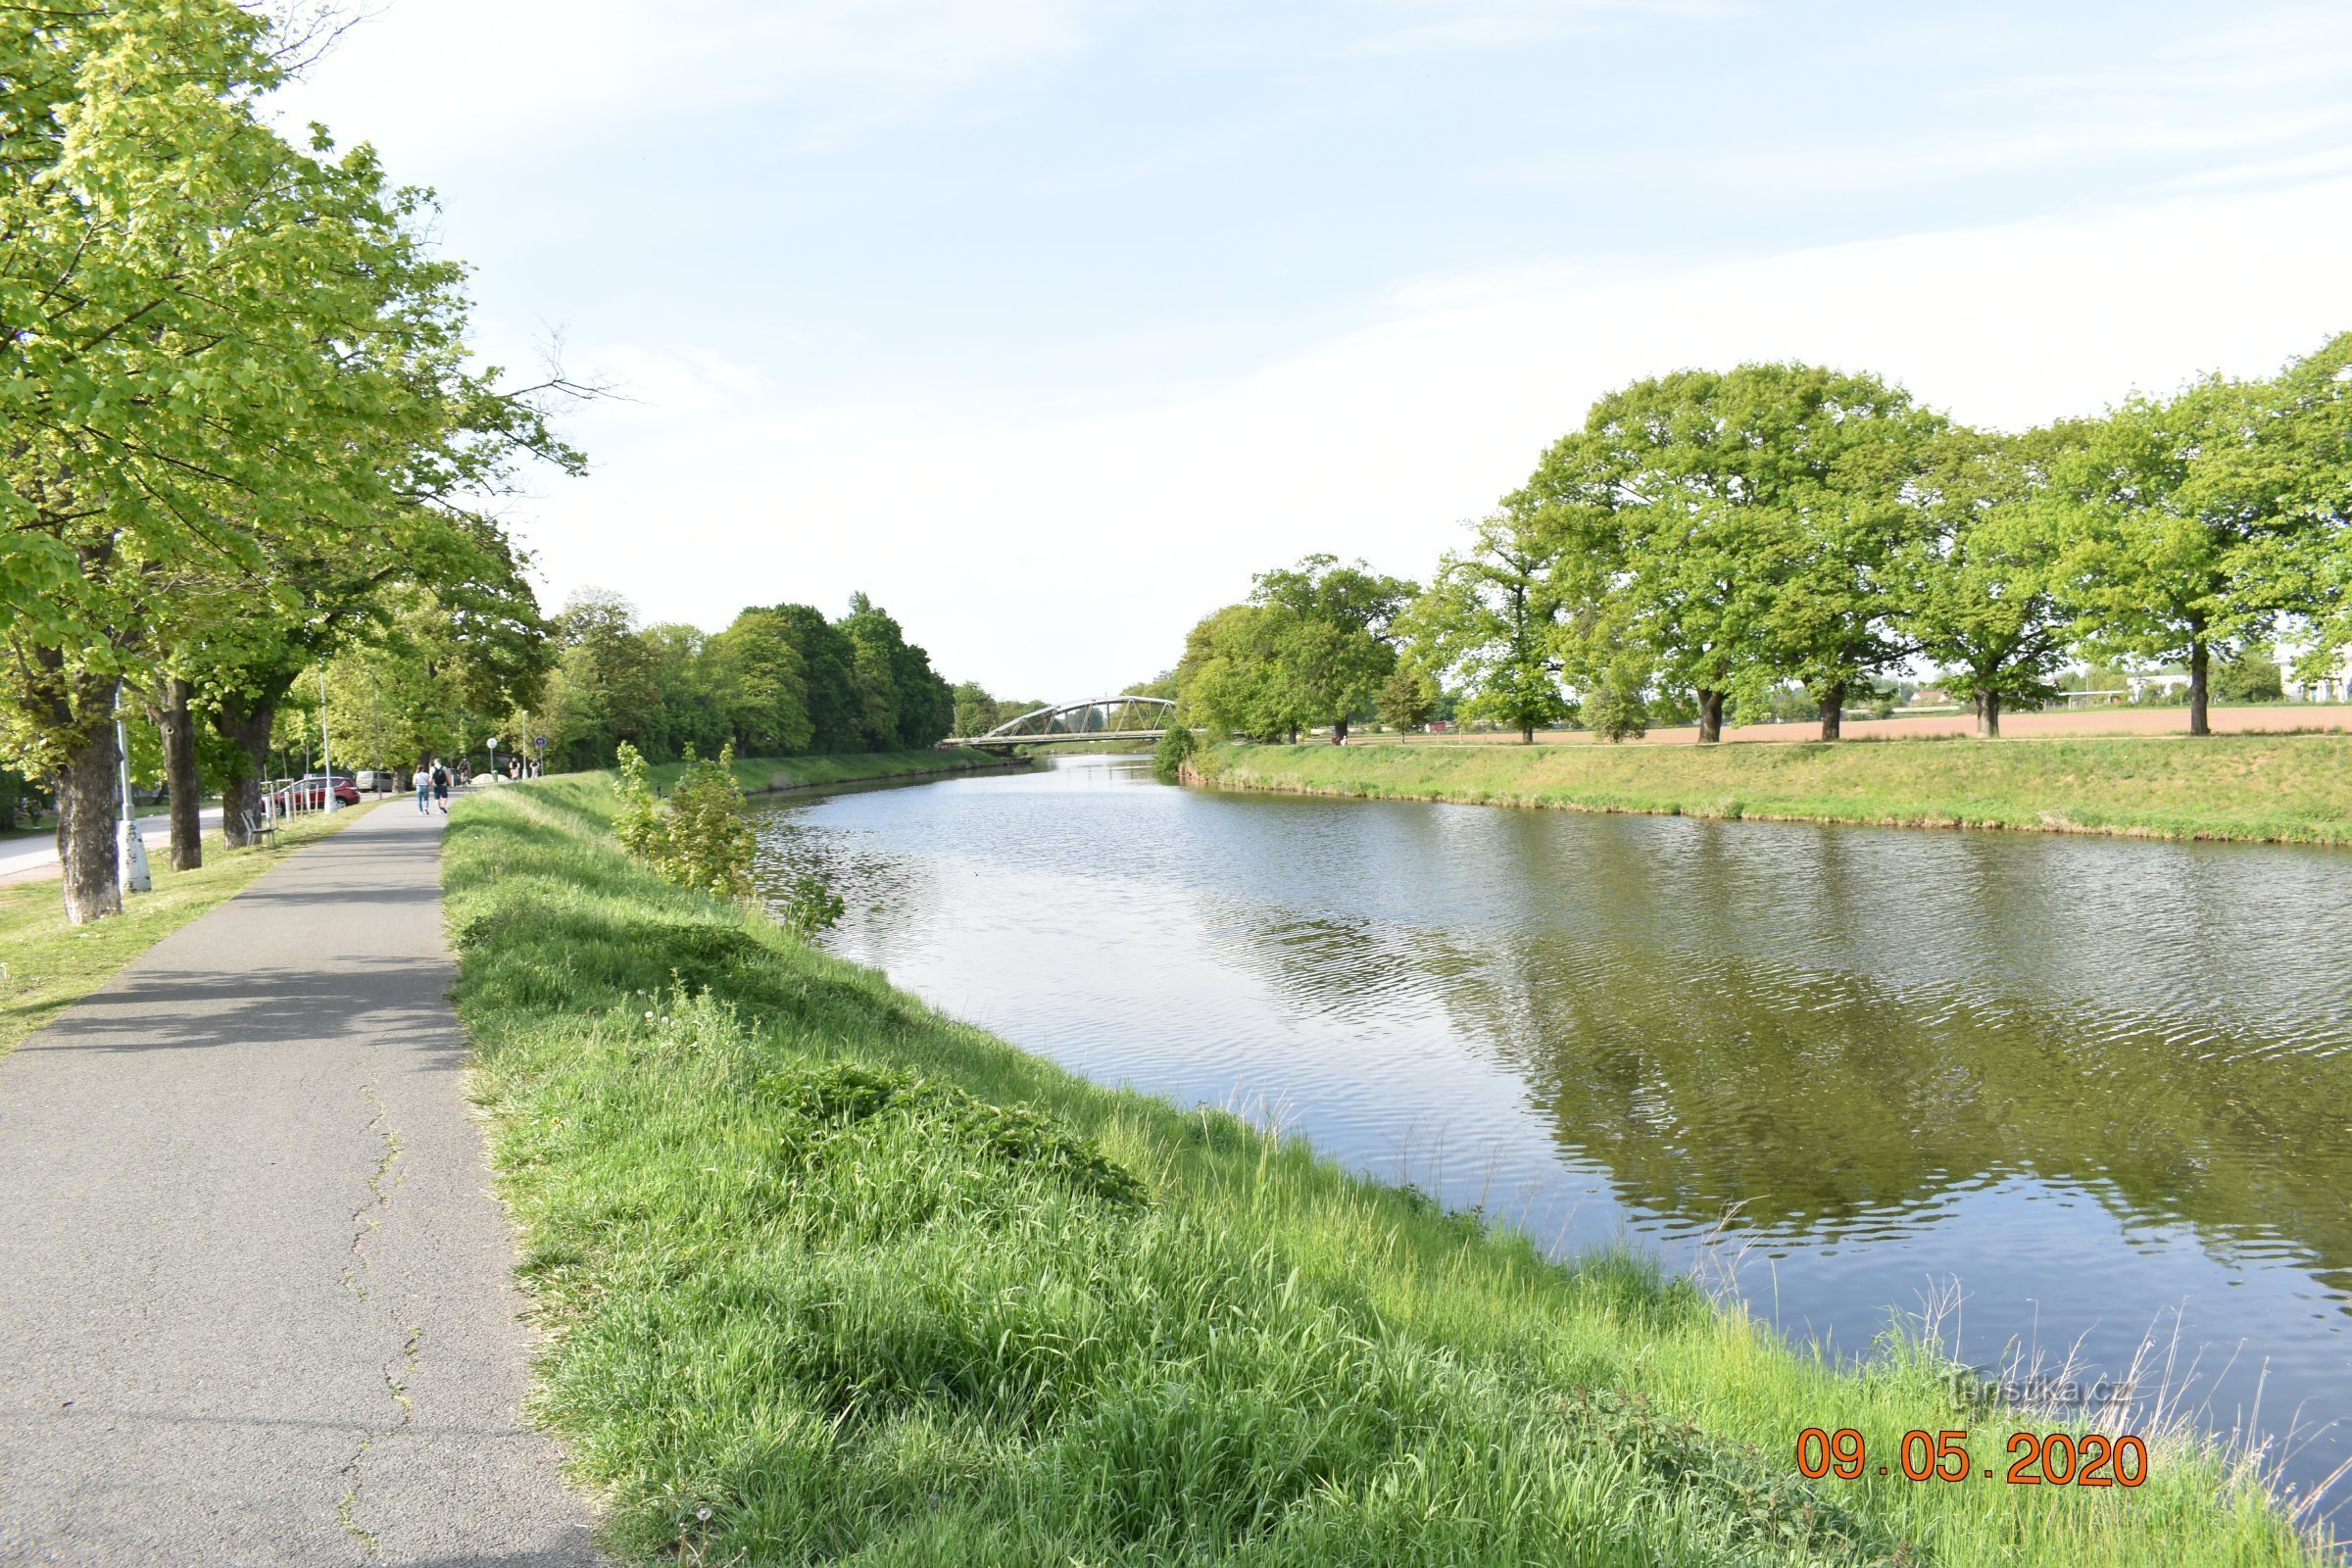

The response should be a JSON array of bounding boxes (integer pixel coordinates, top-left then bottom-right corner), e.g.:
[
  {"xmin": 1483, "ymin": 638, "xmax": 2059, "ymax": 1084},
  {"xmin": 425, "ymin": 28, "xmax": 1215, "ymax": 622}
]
[
  {"xmin": 0, "ymin": 802, "xmax": 599, "ymax": 1565},
  {"xmin": 0, "ymin": 808, "xmax": 227, "ymax": 886}
]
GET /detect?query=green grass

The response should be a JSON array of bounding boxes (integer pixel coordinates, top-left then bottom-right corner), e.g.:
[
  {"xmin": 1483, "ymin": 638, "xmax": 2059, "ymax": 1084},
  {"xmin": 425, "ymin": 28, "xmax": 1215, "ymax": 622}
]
[
  {"xmin": 645, "ymin": 749, "xmax": 1026, "ymax": 796},
  {"xmin": 1187, "ymin": 733, "xmax": 2352, "ymax": 845},
  {"xmin": 443, "ymin": 774, "xmax": 2326, "ymax": 1566},
  {"xmin": 0, "ymin": 802, "xmax": 378, "ymax": 1059}
]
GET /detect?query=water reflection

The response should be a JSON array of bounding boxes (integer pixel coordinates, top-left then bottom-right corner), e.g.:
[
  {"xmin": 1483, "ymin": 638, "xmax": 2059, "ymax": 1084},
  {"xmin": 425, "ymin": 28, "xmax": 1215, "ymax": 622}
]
[{"xmin": 752, "ymin": 755, "xmax": 2352, "ymax": 1524}]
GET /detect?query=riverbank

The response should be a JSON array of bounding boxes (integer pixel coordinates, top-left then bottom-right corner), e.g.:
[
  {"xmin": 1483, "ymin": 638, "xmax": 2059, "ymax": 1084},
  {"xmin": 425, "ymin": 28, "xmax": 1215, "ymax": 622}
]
[
  {"xmin": 0, "ymin": 803, "xmax": 377, "ymax": 1059},
  {"xmin": 1185, "ymin": 733, "xmax": 2352, "ymax": 845},
  {"xmin": 647, "ymin": 748, "xmax": 1024, "ymax": 796},
  {"xmin": 442, "ymin": 773, "xmax": 2322, "ymax": 1565}
]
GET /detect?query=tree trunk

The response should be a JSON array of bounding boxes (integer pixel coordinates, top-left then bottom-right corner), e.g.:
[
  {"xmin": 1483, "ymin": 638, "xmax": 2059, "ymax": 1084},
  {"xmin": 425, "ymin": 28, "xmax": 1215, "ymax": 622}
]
[
  {"xmin": 1332, "ymin": 716, "xmax": 1349, "ymax": 744},
  {"xmin": 2187, "ymin": 639, "xmax": 2210, "ymax": 736},
  {"xmin": 1520, "ymin": 723, "xmax": 1534, "ymax": 745},
  {"xmin": 56, "ymin": 722, "xmax": 122, "ymax": 925},
  {"xmin": 1818, "ymin": 682, "xmax": 1846, "ymax": 742},
  {"xmin": 1974, "ymin": 689, "xmax": 2000, "ymax": 739},
  {"xmin": 149, "ymin": 678, "xmax": 202, "ymax": 870},
  {"xmin": 215, "ymin": 698, "xmax": 276, "ymax": 847},
  {"xmin": 1696, "ymin": 689, "xmax": 1723, "ymax": 744}
]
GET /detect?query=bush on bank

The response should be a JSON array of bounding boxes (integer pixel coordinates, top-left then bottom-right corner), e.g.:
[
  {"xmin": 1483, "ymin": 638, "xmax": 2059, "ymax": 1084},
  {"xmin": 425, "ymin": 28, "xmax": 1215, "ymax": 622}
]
[{"xmin": 444, "ymin": 775, "xmax": 2324, "ymax": 1566}]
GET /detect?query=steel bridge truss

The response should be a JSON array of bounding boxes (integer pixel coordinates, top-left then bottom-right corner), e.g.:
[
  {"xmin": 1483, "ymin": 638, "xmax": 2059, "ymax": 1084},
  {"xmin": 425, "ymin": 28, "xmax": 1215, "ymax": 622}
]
[{"xmin": 944, "ymin": 696, "xmax": 1177, "ymax": 750}]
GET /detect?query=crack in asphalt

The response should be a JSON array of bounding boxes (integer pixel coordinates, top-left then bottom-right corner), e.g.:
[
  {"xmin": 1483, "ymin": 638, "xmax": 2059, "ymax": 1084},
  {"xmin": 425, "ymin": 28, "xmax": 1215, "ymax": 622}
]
[{"xmin": 337, "ymin": 1080, "xmax": 415, "ymax": 1562}]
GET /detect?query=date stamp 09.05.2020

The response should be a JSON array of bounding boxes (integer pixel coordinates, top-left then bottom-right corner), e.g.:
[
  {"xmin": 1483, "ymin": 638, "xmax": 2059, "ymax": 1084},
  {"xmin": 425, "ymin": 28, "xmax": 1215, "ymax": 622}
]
[{"xmin": 1795, "ymin": 1427, "xmax": 2149, "ymax": 1488}]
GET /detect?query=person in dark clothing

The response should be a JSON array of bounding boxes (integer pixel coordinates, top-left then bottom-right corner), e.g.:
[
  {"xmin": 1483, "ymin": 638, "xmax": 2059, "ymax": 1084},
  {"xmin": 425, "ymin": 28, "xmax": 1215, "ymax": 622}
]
[{"xmin": 430, "ymin": 760, "xmax": 451, "ymax": 814}]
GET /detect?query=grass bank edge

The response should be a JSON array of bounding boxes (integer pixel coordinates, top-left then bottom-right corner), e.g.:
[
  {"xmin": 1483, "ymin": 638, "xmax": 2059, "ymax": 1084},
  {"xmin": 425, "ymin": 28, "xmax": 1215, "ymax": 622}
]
[
  {"xmin": 0, "ymin": 801, "xmax": 380, "ymax": 1060},
  {"xmin": 644, "ymin": 747, "xmax": 1026, "ymax": 797},
  {"xmin": 1187, "ymin": 732, "xmax": 2352, "ymax": 847},
  {"xmin": 444, "ymin": 775, "xmax": 2322, "ymax": 1565}
]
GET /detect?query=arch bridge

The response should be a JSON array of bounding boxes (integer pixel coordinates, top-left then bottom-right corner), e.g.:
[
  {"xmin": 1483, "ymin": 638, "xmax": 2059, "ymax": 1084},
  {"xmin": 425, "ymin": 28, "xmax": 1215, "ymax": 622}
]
[{"xmin": 940, "ymin": 696, "xmax": 1175, "ymax": 753}]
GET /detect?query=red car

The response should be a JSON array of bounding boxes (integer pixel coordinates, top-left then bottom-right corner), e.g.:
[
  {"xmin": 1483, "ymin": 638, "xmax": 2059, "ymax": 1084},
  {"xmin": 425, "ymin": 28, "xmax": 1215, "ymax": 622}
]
[{"xmin": 267, "ymin": 774, "xmax": 361, "ymax": 811}]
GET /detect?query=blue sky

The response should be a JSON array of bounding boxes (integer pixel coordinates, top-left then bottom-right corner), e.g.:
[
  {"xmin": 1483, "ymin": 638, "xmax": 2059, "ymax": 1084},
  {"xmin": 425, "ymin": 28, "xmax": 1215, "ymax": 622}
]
[{"xmin": 277, "ymin": 1, "xmax": 2352, "ymax": 698}]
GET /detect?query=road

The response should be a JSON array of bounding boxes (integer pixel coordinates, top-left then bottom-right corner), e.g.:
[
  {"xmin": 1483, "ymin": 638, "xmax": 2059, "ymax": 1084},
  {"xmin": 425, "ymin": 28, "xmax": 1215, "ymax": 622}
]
[
  {"xmin": 0, "ymin": 808, "xmax": 225, "ymax": 885},
  {"xmin": 0, "ymin": 801, "xmax": 598, "ymax": 1564}
]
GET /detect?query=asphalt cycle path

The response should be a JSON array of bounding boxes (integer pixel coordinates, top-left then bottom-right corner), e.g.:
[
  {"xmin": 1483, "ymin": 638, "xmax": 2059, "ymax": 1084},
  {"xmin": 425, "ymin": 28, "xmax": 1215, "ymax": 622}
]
[{"xmin": 0, "ymin": 798, "xmax": 598, "ymax": 1565}]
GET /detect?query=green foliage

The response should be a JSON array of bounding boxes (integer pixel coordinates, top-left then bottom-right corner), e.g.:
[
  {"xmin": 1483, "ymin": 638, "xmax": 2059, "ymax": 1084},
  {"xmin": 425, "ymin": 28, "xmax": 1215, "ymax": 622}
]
[
  {"xmin": 2215, "ymin": 650, "xmax": 2285, "ymax": 704},
  {"xmin": 1893, "ymin": 427, "xmax": 2077, "ymax": 730},
  {"xmin": 777, "ymin": 873, "xmax": 847, "ymax": 941},
  {"xmin": 1175, "ymin": 604, "xmax": 1307, "ymax": 741},
  {"xmin": 1177, "ymin": 558, "xmax": 1416, "ymax": 742},
  {"xmin": 612, "ymin": 740, "xmax": 757, "ymax": 899},
  {"xmin": 1151, "ymin": 723, "xmax": 1200, "ymax": 782},
  {"xmin": 543, "ymin": 592, "xmax": 955, "ymax": 770},
  {"xmin": 612, "ymin": 742, "xmax": 664, "ymax": 861},
  {"xmin": 1582, "ymin": 650, "xmax": 1652, "ymax": 743},
  {"xmin": 1401, "ymin": 514, "xmax": 1569, "ymax": 740},
  {"xmin": 1375, "ymin": 663, "xmax": 1440, "ymax": 734}
]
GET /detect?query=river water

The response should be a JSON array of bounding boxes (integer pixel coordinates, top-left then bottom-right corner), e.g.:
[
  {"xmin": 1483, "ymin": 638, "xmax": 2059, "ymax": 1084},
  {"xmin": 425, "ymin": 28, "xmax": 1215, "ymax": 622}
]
[{"xmin": 751, "ymin": 754, "xmax": 2352, "ymax": 1528}]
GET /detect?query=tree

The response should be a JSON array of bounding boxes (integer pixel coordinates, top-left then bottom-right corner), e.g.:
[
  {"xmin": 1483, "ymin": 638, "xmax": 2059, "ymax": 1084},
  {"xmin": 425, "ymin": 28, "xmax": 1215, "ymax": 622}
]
[
  {"xmin": 951, "ymin": 680, "xmax": 999, "ymax": 739},
  {"xmin": 2256, "ymin": 332, "xmax": 2352, "ymax": 686},
  {"xmin": 1582, "ymin": 649, "xmax": 1652, "ymax": 743},
  {"xmin": 1892, "ymin": 427, "xmax": 2078, "ymax": 737},
  {"xmin": 1402, "ymin": 514, "xmax": 1570, "ymax": 743},
  {"xmin": 1247, "ymin": 555, "xmax": 1417, "ymax": 742},
  {"xmin": 543, "ymin": 591, "xmax": 666, "ymax": 769},
  {"xmin": 1724, "ymin": 368, "xmax": 1943, "ymax": 740},
  {"xmin": 765, "ymin": 604, "xmax": 863, "ymax": 754},
  {"xmin": 1175, "ymin": 604, "xmax": 1308, "ymax": 742},
  {"xmin": 839, "ymin": 594, "xmax": 954, "ymax": 751},
  {"xmin": 708, "ymin": 611, "xmax": 815, "ymax": 757},
  {"xmin": 1517, "ymin": 364, "xmax": 1940, "ymax": 743},
  {"xmin": 2061, "ymin": 363, "xmax": 2337, "ymax": 736},
  {"xmin": 1375, "ymin": 662, "xmax": 1440, "ymax": 735},
  {"xmin": 0, "ymin": 4, "xmax": 580, "ymax": 912}
]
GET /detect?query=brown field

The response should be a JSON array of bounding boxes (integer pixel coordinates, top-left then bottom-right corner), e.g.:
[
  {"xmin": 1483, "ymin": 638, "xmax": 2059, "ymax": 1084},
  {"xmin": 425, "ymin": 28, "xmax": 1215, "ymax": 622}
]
[{"xmin": 1401, "ymin": 704, "xmax": 2352, "ymax": 747}]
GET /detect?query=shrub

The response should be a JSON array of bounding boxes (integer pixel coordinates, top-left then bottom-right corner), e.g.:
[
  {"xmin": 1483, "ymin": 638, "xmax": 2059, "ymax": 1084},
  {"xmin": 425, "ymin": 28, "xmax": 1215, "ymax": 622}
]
[
  {"xmin": 778, "ymin": 873, "xmax": 846, "ymax": 940},
  {"xmin": 611, "ymin": 740, "xmax": 757, "ymax": 899},
  {"xmin": 1152, "ymin": 723, "xmax": 1200, "ymax": 783},
  {"xmin": 1583, "ymin": 654, "xmax": 1651, "ymax": 743}
]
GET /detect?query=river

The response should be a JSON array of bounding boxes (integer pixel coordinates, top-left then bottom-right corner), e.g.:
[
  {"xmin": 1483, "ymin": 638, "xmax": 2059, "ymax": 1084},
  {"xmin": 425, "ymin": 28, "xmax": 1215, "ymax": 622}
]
[{"xmin": 750, "ymin": 753, "xmax": 2352, "ymax": 1528}]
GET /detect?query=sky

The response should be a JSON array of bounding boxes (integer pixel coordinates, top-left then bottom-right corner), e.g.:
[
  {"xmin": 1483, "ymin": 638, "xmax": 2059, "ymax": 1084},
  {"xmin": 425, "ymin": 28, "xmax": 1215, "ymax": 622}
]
[{"xmin": 272, "ymin": 1, "xmax": 2352, "ymax": 700}]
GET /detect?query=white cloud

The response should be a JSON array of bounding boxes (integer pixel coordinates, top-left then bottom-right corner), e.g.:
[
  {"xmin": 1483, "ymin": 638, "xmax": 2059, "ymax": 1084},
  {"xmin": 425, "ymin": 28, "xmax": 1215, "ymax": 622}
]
[{"xmin": 525, "ymin": 172, "xmax": 2352, "ymax": 698}]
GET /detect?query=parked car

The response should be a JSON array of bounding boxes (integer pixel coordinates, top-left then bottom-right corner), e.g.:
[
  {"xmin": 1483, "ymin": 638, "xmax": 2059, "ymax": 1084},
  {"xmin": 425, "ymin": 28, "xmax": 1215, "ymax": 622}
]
[
  {"xmin": 353, "ymin": 768, "xmax": 397, "ymax": 794},
  {"xmin": 267, "ymin": 774, "xmax": 361, "ymax": 811}
]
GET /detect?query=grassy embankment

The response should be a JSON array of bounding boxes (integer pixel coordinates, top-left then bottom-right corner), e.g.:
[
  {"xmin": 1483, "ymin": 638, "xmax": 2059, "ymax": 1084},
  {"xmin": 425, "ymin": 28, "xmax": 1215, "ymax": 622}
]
[
  {"xmin": 648, "ymin": 748, "xmax": 1023, "ymax": 797},
  {"xmin": 1188, "ymin": 733, "xmax": 2352, "ymax": 845},
  {"xmin": 0, "ymin": 803, "xmax": 377, "ymax": 1059},
  {"xmin": 443, "ymin": 772, "xmax": 2323, "ymax": 1566}
]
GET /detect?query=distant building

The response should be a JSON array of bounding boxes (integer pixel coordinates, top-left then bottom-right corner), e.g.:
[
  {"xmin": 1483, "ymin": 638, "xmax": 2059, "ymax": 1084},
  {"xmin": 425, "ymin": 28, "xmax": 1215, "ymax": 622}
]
[{"xmin": 2284, "ymin": 648, "xmax": 2352, "ymax": 704}]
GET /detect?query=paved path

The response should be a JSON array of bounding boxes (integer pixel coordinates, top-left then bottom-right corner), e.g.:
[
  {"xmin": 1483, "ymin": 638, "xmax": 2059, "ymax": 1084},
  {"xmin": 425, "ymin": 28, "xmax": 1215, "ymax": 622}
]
[{"xmin": 0, "ymin": 802, "xmax": 599, "ymax": 1565}]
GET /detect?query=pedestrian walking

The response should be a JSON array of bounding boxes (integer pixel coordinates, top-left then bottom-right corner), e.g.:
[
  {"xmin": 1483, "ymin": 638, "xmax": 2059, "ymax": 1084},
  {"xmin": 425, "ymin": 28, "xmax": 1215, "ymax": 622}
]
[
  {"xmin": 415, "ymin": 760, "xmax": 431, "ymax": 813},
  {"xmin": 430, "ymin": 760, "xmax": 451, "ymax": 815}
]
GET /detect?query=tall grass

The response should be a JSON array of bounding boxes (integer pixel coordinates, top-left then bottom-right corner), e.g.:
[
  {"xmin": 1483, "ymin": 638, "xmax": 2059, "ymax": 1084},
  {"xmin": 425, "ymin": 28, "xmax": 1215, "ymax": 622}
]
[
  {"xmin": 1189, "ymin": 734, "xmax": 2352, "ymax": 846},
  {"xmin": 445, "ymin": 776, "xmax": 2327, "ymax": 1565}
]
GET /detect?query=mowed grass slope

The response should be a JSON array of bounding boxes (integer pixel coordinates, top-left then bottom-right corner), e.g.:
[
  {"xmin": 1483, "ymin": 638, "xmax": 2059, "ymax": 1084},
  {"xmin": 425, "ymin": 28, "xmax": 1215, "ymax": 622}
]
[
  {"xmin": 1189, "ymin": 733, "xmax": 2352, "ymax": 845},
  {"xmin": 445, "ymin": 775, "xmax": 2326, "ymax": 1567}
]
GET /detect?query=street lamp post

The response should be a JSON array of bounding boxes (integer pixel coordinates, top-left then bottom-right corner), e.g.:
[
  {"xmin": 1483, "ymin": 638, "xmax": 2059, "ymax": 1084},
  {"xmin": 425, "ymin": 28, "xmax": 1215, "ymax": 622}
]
[{"xmin": 318, "ymin": 667, "xmax": 338, "ymax": 812}]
